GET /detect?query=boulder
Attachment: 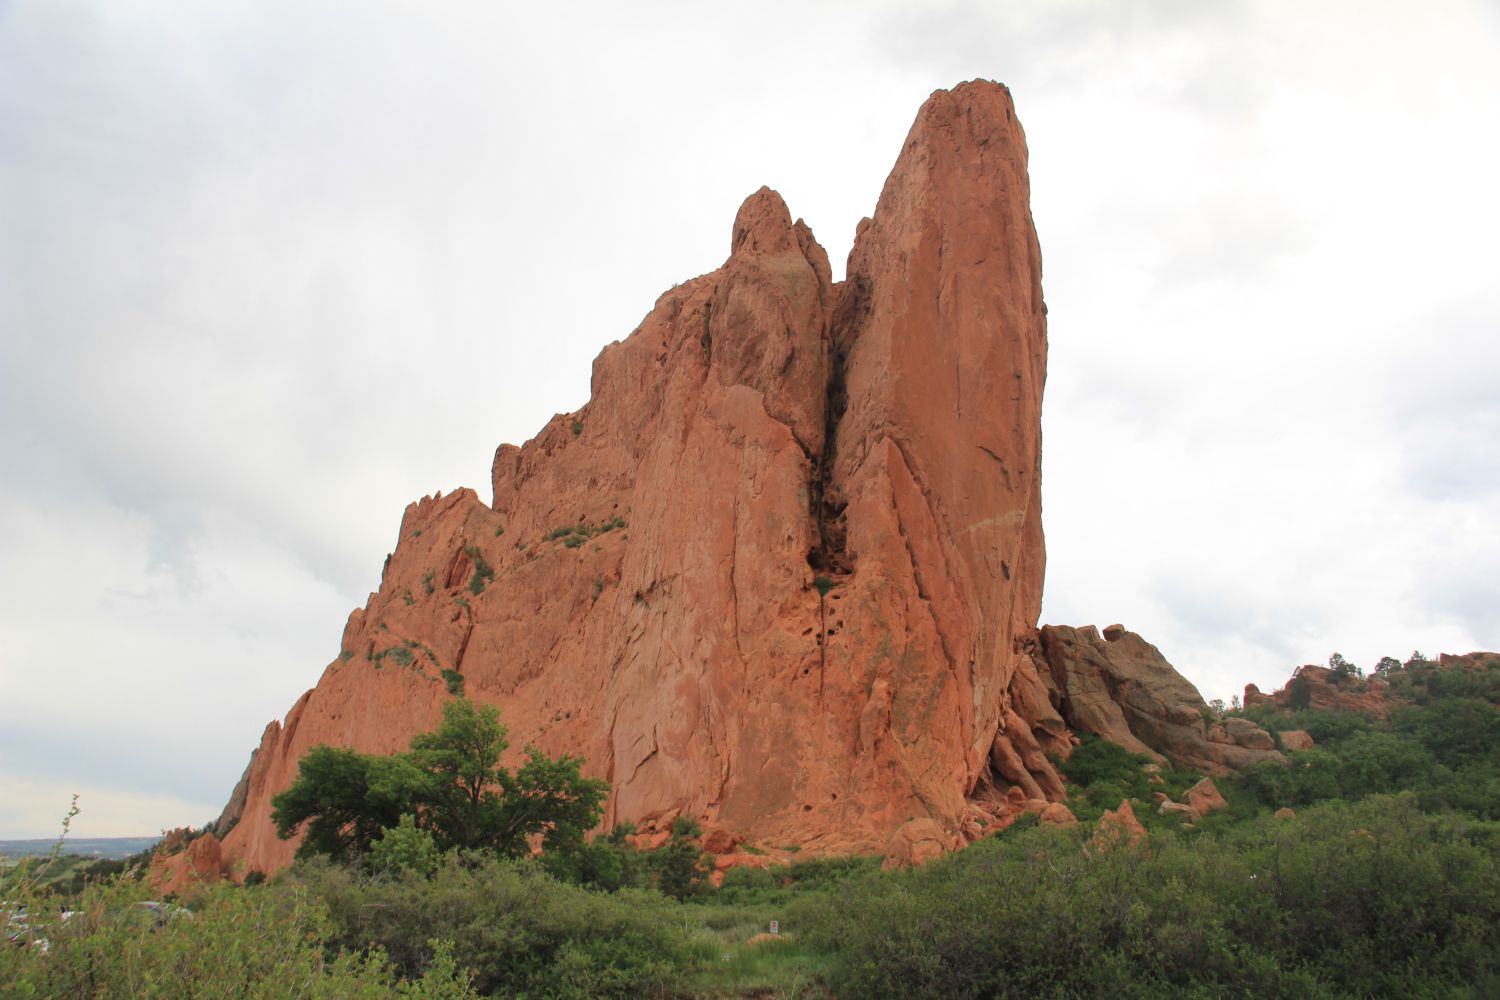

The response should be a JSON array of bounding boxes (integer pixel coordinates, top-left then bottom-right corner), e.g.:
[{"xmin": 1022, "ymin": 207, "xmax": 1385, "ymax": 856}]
[
  {"xmin": 1158, "ymin": 801, "xmax": 1198, "ymax": 822},
  {"xmin": 1222, "ymin": 717, "xmax": 1277, "ymax": 750},
  {"xmin": 882, "ymin": 818, "xmax": 954, "ymax": 870},
  {"xmin": 1092, "ymin": 799, "xmax": 1146, "ymax": 851},
  {"xmin": 1183, "ymin": 777, "xmax": 1228, "ymax": 817},
  {"xmin": 1279, "ymin": 730, "xmax": 1315, "ymax": 751},
  {"xmin": 1038, "ymin": 802, "xmax": 1079, "ymax": 828}
]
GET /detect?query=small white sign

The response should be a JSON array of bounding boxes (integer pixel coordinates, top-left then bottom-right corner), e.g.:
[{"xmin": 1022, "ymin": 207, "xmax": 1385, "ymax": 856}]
[{"xmin": 769, "ymin": 920, "xmax": 780, "ymax": 935}]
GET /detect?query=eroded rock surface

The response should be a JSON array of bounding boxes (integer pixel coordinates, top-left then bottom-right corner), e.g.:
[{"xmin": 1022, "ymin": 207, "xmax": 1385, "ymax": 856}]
[
  {"xmin": 1033, "ymin": 625, "xmax": 1284, "ymax": 776},
  {"xmin": 1244, "ymin": 666, "xmax": 1393, "ymax": 719},
  {"xmin": 212, "ymin": 81, "xmax": 1061, "ymax": 878}
]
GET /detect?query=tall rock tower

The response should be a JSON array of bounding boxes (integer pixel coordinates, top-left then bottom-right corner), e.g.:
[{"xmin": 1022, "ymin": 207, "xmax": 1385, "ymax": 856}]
[{"xmin": 212, "ymin": 81, "xmax": 1068, "ymax": 876}]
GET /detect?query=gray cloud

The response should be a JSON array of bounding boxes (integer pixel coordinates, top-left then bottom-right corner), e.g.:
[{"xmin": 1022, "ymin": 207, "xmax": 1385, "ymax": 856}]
[{"xmin": 2, "ymin": 0, "xmax": 1498, "ymax": 836}]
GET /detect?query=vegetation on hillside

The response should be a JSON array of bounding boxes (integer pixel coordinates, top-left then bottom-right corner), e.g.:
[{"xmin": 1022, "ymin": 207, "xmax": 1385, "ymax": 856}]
[{"xmin": 4, "ymin": 652, "xmax": 1497, "ymax": 997}]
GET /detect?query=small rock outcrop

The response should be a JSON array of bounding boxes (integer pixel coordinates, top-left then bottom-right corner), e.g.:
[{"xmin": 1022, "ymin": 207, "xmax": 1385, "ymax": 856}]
[
  {"xmin": 1156, "ymin": 778, "xmax": 1229, "ymax": 823},
  {"xmin": 1183, "ymin": 777, "xmax": 1229, "ymax": 816},
  {"xmin": 1245, "ymin": 666, "xmax": 1393, "ymax": 718},
  {"xmin": 1032, "ymin": 625, "xmax": 1284, "ymax": 775},
  {"xmin": 149, "ymin": 832, "xmax": 224, "ymax": 896},
  {"xmin": 1093, "ymin": 799, "xmax": 1147, "ymax": 851}
]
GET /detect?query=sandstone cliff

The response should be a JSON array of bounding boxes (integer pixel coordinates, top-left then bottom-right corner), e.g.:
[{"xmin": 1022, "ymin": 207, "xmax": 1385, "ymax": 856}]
[{"xmin": 206, "ymin": 81, "xmax": 1067, "ymax": 878}]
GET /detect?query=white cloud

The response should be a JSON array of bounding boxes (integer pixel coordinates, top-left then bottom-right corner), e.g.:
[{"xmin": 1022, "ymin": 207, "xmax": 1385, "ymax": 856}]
[{"xmin": 1, "ymin": 0, "xmax": 1496, "ymax": 833}]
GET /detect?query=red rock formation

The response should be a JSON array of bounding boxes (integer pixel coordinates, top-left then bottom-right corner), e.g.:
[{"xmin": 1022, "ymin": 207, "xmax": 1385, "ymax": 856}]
[
  {"xmin": 1279, "ymin": 730, "xmax": 1315, "ymax": 751},
  {"xmin": 212, "ymin": 81, "xmax": 1062, "ymax": 878},
  {"xmin": 1033, "ymin": 625, "xmax": 1283, "ymax": 775},
  {"xmin": 1246, "ymin": 665, "xmax": 1394, "ymax": 719},
  {"xmin": 150, "ymin": 832, "xmax": 224, "ymax": 895},
  {"xmin": 1092, "ymin": 799, "xmax": 1146, "ymax": 852},
  {"xmin": 1182, "ymin": 777, "xmax": 1228, "ymax": 817}
]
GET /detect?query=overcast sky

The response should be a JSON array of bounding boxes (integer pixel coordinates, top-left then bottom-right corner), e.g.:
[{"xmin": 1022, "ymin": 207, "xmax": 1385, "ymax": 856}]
[{"xmin": 2, "ymin": 0, "xmax": 1497, "ymax": 838}]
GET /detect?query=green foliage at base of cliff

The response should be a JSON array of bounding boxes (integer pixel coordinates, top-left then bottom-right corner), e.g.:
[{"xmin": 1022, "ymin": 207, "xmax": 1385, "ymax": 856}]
[
  {"xmin": 794, "ymin": 796, "xmax": 1500, "ymax": 999},
  {"xmin": 10, "ymin": 656, "xmax": 1500, "ymax": 997}
]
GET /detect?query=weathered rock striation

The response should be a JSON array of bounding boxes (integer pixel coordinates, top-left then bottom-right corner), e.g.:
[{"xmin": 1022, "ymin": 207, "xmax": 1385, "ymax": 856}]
[
  {"xmin": 191, "ymin": 84, "xmax": 1296, "ymax": 886},
  {"xmin": 209, "ymin": 81, "xmax": 1065, "ymax": 878},
  {"xmin": 1032, "ymin": 625, "xmax": 1283, "ymax": 776}
]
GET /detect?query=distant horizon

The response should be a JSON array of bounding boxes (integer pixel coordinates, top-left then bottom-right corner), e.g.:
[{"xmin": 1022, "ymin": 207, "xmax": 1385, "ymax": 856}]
[
  {"xmin": 0, "ymin": 834, "xmax": 163, "ymax": 861},
  {"xmin": 3, "ymin": 0, "xmax": 1496, "ymax": 839}
]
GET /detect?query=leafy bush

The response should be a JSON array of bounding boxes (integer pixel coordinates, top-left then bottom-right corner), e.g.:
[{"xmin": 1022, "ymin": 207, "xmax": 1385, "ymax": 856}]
[
  {"xmin": 299, "ymin": 854, "xmax": 692, "ymax": 999},
  {"xmin": 369, "ymin": 815, "xmax": 441, "ymax": 878},
  {"xmin": 796, "ymin": 796, "xmax": 1500, "ymax": 999},
  {"xmin": 1051, "ymin": 733, "xmax": 1200, "ymax": 823},
  {"xmin": 0, "ymin": 875, "xmax": 478, "ymax": 998},
  {"xmin": 463, "ymin": 546, "xmax": 495, "ymax": 596}
]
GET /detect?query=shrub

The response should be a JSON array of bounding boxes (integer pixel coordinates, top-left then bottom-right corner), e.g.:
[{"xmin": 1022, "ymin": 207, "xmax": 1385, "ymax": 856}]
[
  {"xmin": 369, "ymin": 814, "xmax": 441, "ymax": 878},
  {"xmin": 299, "ymin": 855, "xmax": 691, "ymax": 998},
  {"xmin": 464, "ymin": 546, "xmax": 495, "ymax": 595},
  {"xmin": 0, "ymin": 874, "xmax": 478, "ymax": 997},
  {"xmin": 800, "ymin": 797, "xmax": 1500, "ymax": 999}
]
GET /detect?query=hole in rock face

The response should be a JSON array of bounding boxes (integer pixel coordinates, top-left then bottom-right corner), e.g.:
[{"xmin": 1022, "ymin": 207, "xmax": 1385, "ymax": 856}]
[
  {"xmin": 831, "ymin": 792, "xmax": 839, "ymax": 800},
  {"xmin": 826, "ymin": 629, "xmax": 837, "ymax": 637},
  {"xmin": 802, "ymin": 627, "xmax": 813, "ymax": 636},
  {"xmin": 802, "ymin": 804, "xmax": 813, "ymax": 812},
  {"xmin": 801, "ymin": 668, "xmax": 811, "ymax": 677}
]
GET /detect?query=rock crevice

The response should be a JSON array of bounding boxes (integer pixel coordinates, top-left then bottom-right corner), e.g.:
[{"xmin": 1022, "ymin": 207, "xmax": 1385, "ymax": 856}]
[{"xmin": 202, "ymin": 82, "xmax": 1237, "ymax": 878}]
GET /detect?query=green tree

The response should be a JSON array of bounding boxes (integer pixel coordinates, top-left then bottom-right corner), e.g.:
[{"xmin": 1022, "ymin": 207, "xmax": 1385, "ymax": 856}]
[
  {"xmin": 1285, "ymin": 673, "xmax": 1312, "ymax": 710},
  {"xmin": 648, "ymin": 816, "xmax": 709, "ymax": 901},
  {"xmin": 271, "ymin": 746, "xmax": 426, "ymax": 861},
  {"xmin": 494, "ymin": 747, "xmax": 609, "ymax": 856},
  {"xmin": 272, "ymin": 698, "xmax": 608, "ymax": 865},
  {"xmin": 409, "ymin": 698, "xmax": 510, "ymax": 850}
]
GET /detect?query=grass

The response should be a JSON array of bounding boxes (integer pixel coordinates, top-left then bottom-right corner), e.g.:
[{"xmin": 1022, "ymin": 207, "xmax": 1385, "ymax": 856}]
[{"xmin": 682, "ymin": 900, "xmax": 834, "ymax": 998}]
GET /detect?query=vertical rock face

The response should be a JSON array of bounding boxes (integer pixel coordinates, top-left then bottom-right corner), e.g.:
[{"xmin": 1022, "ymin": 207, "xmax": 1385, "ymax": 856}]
[{"xmin": 215, "ymin": 81, "xmax": 1063, "ymax": 877}]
